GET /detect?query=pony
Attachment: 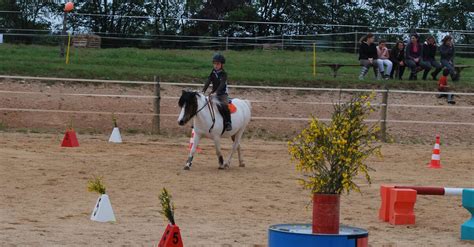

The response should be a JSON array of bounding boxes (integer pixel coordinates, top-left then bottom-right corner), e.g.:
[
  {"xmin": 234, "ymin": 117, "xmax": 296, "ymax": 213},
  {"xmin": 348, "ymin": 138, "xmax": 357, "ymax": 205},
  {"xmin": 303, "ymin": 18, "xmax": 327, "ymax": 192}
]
[{"xmin": 177, "ymin": 90, "xmax": 251, "ymax": 170}]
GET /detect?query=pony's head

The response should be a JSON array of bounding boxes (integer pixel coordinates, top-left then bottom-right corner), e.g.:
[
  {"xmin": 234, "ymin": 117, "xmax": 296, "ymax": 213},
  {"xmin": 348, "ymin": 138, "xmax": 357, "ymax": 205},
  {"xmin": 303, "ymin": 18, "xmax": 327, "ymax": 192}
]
[{"xmin": 177, "ymin": 90, "xmax": 200, "ymax": 126}]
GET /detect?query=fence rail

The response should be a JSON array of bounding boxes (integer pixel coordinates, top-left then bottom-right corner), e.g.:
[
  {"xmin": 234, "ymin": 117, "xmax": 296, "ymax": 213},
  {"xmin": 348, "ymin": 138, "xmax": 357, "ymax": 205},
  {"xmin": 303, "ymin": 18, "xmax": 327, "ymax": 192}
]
[
  {"xmin": 2, "ymin": 31, "xmax": 473, "ymax": 55},
  {"xmin": 0, "ymin": 75, "xmax": 473, "ymax": 140}
]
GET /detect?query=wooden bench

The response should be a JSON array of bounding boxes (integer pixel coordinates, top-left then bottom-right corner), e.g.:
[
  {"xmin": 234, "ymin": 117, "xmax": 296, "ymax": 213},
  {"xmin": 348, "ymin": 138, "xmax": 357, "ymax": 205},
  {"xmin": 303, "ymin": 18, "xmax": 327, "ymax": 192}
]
[
  {"xmin": 318, "ymin": 63, "xmax": 471, "ymax": 78},
  {"xmin": 318, "ymin": 63, "xmax": 360, "ymax": 78},
  {"xmin": 454, "ymin": 65, "xmax": 472, "ymax": 75}
]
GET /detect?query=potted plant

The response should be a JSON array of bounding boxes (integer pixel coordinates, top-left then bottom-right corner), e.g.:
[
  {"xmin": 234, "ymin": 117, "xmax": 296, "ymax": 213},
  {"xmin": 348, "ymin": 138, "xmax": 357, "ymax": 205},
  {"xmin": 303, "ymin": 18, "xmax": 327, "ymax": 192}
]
[{"xmin": 288, "ymin": 93, "xmax": 381, "ymax": 234}]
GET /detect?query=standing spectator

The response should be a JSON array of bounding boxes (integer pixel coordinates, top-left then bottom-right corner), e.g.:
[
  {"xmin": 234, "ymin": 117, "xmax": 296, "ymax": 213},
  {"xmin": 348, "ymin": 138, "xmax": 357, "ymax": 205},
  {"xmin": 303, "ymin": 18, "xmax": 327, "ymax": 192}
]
[
  {"xmin": 358, "ymin": 33, "xmax": 378, "ymax": 80},
  {"xmin": 389, "ymin": 41, "xmax": 406, "ymax": 79},
  {"xmin": 405, "ymin": 33, "xmax": 423, "ymax": 80},
  {"xmin": 376, "ymin": 40, "xmax": 392, "ymax": 80},
  {"xmin": 439, "ymin": 35, "xmax": 458, "ymax": 81},
  {"xmin": 420, "ymin": 36, "xmax": 442, "ymax": 80}
]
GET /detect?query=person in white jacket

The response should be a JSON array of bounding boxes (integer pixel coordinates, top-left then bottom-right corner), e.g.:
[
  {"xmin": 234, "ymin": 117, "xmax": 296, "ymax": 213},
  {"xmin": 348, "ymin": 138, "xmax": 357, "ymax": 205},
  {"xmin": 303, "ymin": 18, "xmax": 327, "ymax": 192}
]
[{"xmin": 376, "ymin": 40, "xmax": 393, "ymax": 80}]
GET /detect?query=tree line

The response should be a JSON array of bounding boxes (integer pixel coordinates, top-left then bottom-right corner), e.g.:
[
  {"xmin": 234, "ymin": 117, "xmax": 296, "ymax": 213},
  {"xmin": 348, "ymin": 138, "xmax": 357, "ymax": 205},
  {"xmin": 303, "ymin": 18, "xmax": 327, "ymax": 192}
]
[{"xmin": 0, "ymin": 1, "xmax": 472, "ymax": 49}]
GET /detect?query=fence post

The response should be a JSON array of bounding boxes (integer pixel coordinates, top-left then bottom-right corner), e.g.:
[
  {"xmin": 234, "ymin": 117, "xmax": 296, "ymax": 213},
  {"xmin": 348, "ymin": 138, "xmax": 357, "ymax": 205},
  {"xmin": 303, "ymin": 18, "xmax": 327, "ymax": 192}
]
[
  {"xmin": 354, "ymin": 31, "xmax": 358, "ymax": 54},
  {"xmin": 380, "ymin": 88, "xmax": 389, "ymax": 142},
  {"xmin": 60, "ymin": 12, "xmax": 67, "ymax": 57},
  {"xmin": 281, "ymin": 34, "xmax": 284, "ymax": 50},
  {"xmin": 152, "ymin": 76, "xmax": 161, "ymax": 134},
  {"xmin": 226, "ymin": 36, "xmax": 229, "ymax": 51}
]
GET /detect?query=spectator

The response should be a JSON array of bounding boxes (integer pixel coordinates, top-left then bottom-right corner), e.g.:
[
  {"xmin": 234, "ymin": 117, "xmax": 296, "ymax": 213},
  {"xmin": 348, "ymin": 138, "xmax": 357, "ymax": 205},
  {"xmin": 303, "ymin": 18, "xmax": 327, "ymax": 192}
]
[
  {"xmin": 358, "ymin": 33, "xmax": 379, "ymax": 80},
  {"xmin": 389, "ymin": 40, "xmax": 406, "ymax": 80},
  {"xmin": 439, "ymin": 35, "xmax": 458, "ymax": 81},
  {"xmin": 420, "ymin": 36, "xmax": 442, "ymax": 80},
  {"xmin": 376, "ymin": 40, "xmax": 392, "ymax": 80},
  {"xmin": 405, "ymin": 33, "xmax": 423, "ymax": 80}
]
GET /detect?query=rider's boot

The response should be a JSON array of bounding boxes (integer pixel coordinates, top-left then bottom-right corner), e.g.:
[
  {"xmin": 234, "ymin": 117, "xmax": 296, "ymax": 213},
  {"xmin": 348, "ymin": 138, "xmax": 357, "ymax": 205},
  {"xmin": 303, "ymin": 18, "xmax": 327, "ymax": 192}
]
[{"xmin": 224, "ymin": 110, "xmax": 232, "ymax": 131}]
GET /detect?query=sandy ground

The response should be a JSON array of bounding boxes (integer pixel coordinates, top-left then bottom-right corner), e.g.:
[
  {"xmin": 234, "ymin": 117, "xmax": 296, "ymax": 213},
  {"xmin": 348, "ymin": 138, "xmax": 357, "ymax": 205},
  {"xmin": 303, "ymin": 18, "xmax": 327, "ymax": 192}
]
[
  {"xmin": 1, "ymin": 79, "xmax": 473, "ymax": 143},
  {"xmin": 1, "ymin": 132, "xmax": 474, "ymax": 246}
]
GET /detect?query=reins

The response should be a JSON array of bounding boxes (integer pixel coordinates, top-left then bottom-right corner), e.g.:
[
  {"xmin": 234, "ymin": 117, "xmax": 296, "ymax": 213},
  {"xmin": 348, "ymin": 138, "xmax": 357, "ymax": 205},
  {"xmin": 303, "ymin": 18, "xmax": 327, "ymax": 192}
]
[{"xmin": 188, "ymin": 94, "xmax": 216, "ymax": 133}]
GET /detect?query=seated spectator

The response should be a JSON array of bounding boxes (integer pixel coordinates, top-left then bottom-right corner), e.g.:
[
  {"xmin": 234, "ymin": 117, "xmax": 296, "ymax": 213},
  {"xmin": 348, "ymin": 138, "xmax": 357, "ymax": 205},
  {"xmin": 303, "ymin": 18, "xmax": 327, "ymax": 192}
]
[
  {"xmin": 389, "ymin": 41, "xmax": 406, "ymax": 80},
  {"xmin": 358, "ymin": 33, "xmax": 379, "ymax": 80},
  {"xmin": 376, "ymin": 40, "xmax": 392, "ymax": 80},
  {"xmin": 439, "ymin": 35, "xmax": 458, "ymax": 81},
  {"xmin": 420, "ymin": 36, "xmax": 442, "ymax": 80},
  {"xmin": 405, "ymin": 33, "xmax": 422, "ymax": 80}
]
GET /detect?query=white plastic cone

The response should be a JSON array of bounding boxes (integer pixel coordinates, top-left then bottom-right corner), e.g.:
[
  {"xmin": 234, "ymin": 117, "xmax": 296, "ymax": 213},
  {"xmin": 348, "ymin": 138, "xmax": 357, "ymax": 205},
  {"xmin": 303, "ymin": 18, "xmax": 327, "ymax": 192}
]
[
  {"xmin": 108, "ymin": 127, "xmax": 122, "ymax": 143},
  {"xmin": 91, "ymin": 194, "xmax": 116, "ymax": 222}
]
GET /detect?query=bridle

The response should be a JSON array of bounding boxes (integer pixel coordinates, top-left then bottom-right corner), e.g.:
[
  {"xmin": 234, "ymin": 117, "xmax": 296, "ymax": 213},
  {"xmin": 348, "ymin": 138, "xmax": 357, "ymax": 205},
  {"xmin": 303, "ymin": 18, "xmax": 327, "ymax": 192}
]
[{"xmin": 186, "ymin": 94, "xmax": 216, "ymax": 133}]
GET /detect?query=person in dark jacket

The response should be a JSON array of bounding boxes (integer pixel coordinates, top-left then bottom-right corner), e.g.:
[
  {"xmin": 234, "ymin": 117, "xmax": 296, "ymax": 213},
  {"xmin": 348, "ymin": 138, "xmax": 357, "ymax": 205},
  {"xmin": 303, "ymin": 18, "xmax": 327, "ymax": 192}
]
[
  {"xmin": 358, "ymin": 33, "xmax": 379, "ymax": 80},
  {"xmin": 405, "ymin": 33, "xmax": 423, "ymax": 80},
  {"xmin": 203, "ymin": 53, "xmax": 232, "ymax": 131},
  {"xmin": 439, "ymin": 35, "xmax": 458, "ymax": 81},
  {"xmin": 420, "ymin": 36, "xmax": 442, "ymax": 80},
  {"xmin": 389, "ymin": 40, "xmax": 406, "ymax": 80}
]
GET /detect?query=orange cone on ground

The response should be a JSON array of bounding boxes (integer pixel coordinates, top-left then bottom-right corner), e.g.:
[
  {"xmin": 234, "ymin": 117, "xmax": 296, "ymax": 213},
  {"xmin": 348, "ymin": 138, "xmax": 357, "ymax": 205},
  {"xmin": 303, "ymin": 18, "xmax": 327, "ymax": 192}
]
[
  {"xmin": 428, "ymin": 135, "xmax": 441, "ymax": 169},
  {"xmin": 61, "ymin": 129, "xmax": 79, "ymax": 147},
  {"xmin": 188, "ymin": 128, "xmax": 201, "ymax": 153}
]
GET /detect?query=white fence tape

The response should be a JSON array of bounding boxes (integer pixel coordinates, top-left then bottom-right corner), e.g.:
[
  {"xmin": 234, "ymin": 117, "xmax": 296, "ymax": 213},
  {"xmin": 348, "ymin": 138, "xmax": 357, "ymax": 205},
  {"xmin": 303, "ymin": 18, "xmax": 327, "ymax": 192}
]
[
  {"xmin": 1, "ymin": 107, "xmax": 473, "ymax": 126},
  {"xmin": 2, "ymin": 75, "xmax": 474, "ymax": 96}
]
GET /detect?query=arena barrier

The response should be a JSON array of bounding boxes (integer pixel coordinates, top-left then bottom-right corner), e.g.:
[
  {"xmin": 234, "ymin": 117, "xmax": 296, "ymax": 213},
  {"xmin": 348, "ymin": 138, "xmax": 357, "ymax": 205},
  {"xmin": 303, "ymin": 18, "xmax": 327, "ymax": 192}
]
[{"xmin": 379, "ymin": 185, "xmax": 474, "ymax": 241}]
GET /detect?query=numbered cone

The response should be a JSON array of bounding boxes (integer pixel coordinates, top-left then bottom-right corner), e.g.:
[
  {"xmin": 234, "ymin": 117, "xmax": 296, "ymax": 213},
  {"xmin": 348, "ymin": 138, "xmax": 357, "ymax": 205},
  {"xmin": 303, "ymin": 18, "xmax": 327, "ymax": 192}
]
[
  {"xmin": 108, "ymin": 127, "xmax": 122, "ymax": 143},
  {"xmin": 157, "ymin": 224, "xmax": 183, "ymax": 247},
  {"xmin": 91, "ymin": 194, "xmax": 116, "ymax": 222},
  {"xmin": 61, "ymin": 129, "xmax": 79, "ymax": 147}
]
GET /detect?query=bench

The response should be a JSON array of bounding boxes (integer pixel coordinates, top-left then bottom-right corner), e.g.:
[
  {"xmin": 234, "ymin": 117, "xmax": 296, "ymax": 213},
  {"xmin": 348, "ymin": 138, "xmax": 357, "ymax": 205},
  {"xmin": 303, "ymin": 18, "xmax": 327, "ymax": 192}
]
[
  {"xmin": 318, "ymin": 63, "xmax": 360, "ymax": 78},
  {"xmin": 454, "ymin": 65, "xmax": 472, "ymax": 75},
  {"xmin": 318, "ymin": 63, "xmax": 471, "ymax": 79}
]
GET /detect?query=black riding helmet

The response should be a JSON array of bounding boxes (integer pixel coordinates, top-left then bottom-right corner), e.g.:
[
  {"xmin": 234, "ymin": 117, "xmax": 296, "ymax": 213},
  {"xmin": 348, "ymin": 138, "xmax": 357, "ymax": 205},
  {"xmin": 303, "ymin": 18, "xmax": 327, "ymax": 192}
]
[{"xmin": 212, "ymin": 53, "xmax": 225, "ymax": 64}]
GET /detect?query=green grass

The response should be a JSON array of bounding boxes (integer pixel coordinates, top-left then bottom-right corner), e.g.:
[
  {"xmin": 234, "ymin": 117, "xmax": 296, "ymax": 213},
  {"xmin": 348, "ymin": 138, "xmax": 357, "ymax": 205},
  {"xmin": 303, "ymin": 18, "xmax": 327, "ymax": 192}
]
[
  {"xmin": 0, "ymin": 44, "xmax": 473, "ymax": 90},
  {"xmin": 0, "ymin": 121, "xmax": 6, "ymax": 131}
]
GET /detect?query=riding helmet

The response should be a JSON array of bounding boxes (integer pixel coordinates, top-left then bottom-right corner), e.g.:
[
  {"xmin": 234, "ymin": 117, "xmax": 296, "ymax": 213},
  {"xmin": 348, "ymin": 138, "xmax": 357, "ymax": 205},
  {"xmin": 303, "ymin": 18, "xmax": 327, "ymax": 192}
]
[{"xmin": 212, "ymin": 53, "xmax": 225, "ymax": 64}]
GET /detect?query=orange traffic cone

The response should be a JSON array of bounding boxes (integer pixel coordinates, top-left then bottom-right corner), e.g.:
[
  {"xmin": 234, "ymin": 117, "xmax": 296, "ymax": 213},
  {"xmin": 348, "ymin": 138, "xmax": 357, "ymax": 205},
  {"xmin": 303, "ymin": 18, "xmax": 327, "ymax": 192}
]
[
  {"xmin": 428, "ymin": 135, "xmax": 441, "ymax": 168},
  {"xmin": 188, "ymin": 128, "xmax": 201, "ymax": 153},
  {"xmin": 61, "ymin": 129, "xmax": 79, "ymax": 147}
]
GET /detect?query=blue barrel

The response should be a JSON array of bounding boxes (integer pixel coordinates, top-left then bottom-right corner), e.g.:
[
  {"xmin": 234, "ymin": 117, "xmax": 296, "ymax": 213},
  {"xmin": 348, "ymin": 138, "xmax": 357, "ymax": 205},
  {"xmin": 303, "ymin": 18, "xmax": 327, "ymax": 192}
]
[{"xmin": 268, "ymin": 224, "xmax": 368, "ymax": 247}]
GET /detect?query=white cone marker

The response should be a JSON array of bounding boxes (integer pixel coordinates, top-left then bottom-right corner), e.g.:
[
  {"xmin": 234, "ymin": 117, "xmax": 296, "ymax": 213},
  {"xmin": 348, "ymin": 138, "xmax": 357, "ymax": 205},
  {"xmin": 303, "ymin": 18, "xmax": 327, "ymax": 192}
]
[
  {"xmin": 91, "ymin": 194, "xmax": 116, "ymax": 222},
  {"xmin": 108, "ymin": 127, "xmax": 122, "ymax": 143}
]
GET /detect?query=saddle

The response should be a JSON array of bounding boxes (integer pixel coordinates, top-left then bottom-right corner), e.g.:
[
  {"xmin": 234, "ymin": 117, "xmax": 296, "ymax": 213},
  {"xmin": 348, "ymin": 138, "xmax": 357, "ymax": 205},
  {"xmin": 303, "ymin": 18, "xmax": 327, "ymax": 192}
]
[
  {"xmin": 207, "ymin": 96, "xmax": 237, "ymax": 134},
  {"xmin": 228, "ymin": 99, "xmax": 237, "ymax": 114}
]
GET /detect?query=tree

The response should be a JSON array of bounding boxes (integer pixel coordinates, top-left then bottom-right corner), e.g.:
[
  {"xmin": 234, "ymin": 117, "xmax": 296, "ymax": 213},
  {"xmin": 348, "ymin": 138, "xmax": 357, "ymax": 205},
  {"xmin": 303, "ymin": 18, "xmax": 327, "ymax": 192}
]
[{"xmin": 0, "ymin": 0, "xmax": 54, "ymax": 43}]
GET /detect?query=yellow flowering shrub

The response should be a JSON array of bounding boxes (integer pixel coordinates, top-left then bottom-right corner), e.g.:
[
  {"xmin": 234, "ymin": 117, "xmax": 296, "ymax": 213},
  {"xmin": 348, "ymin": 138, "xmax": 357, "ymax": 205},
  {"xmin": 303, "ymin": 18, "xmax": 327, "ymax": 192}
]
[
  {"xmin": 288, "ymin": 93, "xmax": 381, "ymax": 195},
  {"xmin": 87, "ymin": 176, "xmax": 106, "ymax": 194},
  {"xmin": 159, "ymin": 188, "xmax": 176, "ymax": 225}
]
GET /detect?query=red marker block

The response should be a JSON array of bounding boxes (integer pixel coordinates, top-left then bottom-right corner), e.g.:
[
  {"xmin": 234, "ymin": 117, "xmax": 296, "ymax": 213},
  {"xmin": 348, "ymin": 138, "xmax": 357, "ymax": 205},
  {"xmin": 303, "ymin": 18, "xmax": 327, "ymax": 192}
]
[
  {"xmin": 158, "ymin": 224, "xmax": 183, "ymax": 247},
  {"xmin": 61, "ymin": 129, "xmax": 79, "ymax": 147}
]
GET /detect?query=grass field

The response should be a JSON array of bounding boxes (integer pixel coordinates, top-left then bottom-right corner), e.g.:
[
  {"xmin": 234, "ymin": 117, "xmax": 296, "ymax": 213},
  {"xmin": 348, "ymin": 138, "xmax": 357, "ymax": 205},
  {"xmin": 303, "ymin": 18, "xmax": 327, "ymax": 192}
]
[{"xmin": 1, "ymin": 44, "xmax": 473, "ymax": 90}]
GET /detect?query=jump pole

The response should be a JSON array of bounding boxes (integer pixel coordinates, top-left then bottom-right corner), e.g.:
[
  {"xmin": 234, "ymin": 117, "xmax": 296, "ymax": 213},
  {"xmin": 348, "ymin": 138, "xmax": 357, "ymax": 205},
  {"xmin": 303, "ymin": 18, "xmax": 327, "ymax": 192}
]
[{"xmin": 394, "ymin": 186, "xmax": 465, "ymax": 196}]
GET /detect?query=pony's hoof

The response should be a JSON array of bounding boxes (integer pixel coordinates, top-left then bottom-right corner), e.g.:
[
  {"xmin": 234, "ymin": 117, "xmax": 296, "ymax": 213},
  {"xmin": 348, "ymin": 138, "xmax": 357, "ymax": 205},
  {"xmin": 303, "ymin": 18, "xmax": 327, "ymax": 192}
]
[
  {"xmin": 184, "ymin": 163, "xmax": 192, "ymax": 170},
  {"xmin": 239, "ymin": 163, "xmax": 245, "ymax": 167},
  {"xmin": 218, "ymin": 164, "xmax": 228, "ymax": 170}
]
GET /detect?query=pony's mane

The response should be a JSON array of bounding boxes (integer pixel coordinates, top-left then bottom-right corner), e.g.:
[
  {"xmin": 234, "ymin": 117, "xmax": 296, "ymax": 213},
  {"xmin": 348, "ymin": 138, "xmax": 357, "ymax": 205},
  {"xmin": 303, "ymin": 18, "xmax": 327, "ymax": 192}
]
[{"xmin": 178, "ymin": 90, "xmax": 201, "ymax": 108}]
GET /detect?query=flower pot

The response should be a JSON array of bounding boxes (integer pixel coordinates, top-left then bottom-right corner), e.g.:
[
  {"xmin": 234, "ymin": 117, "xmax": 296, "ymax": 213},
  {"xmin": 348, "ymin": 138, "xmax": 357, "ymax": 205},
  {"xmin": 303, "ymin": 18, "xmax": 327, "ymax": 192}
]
[{"xmin": 312, "ymin": 193, "xmax": 340, "ymax": 234}]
